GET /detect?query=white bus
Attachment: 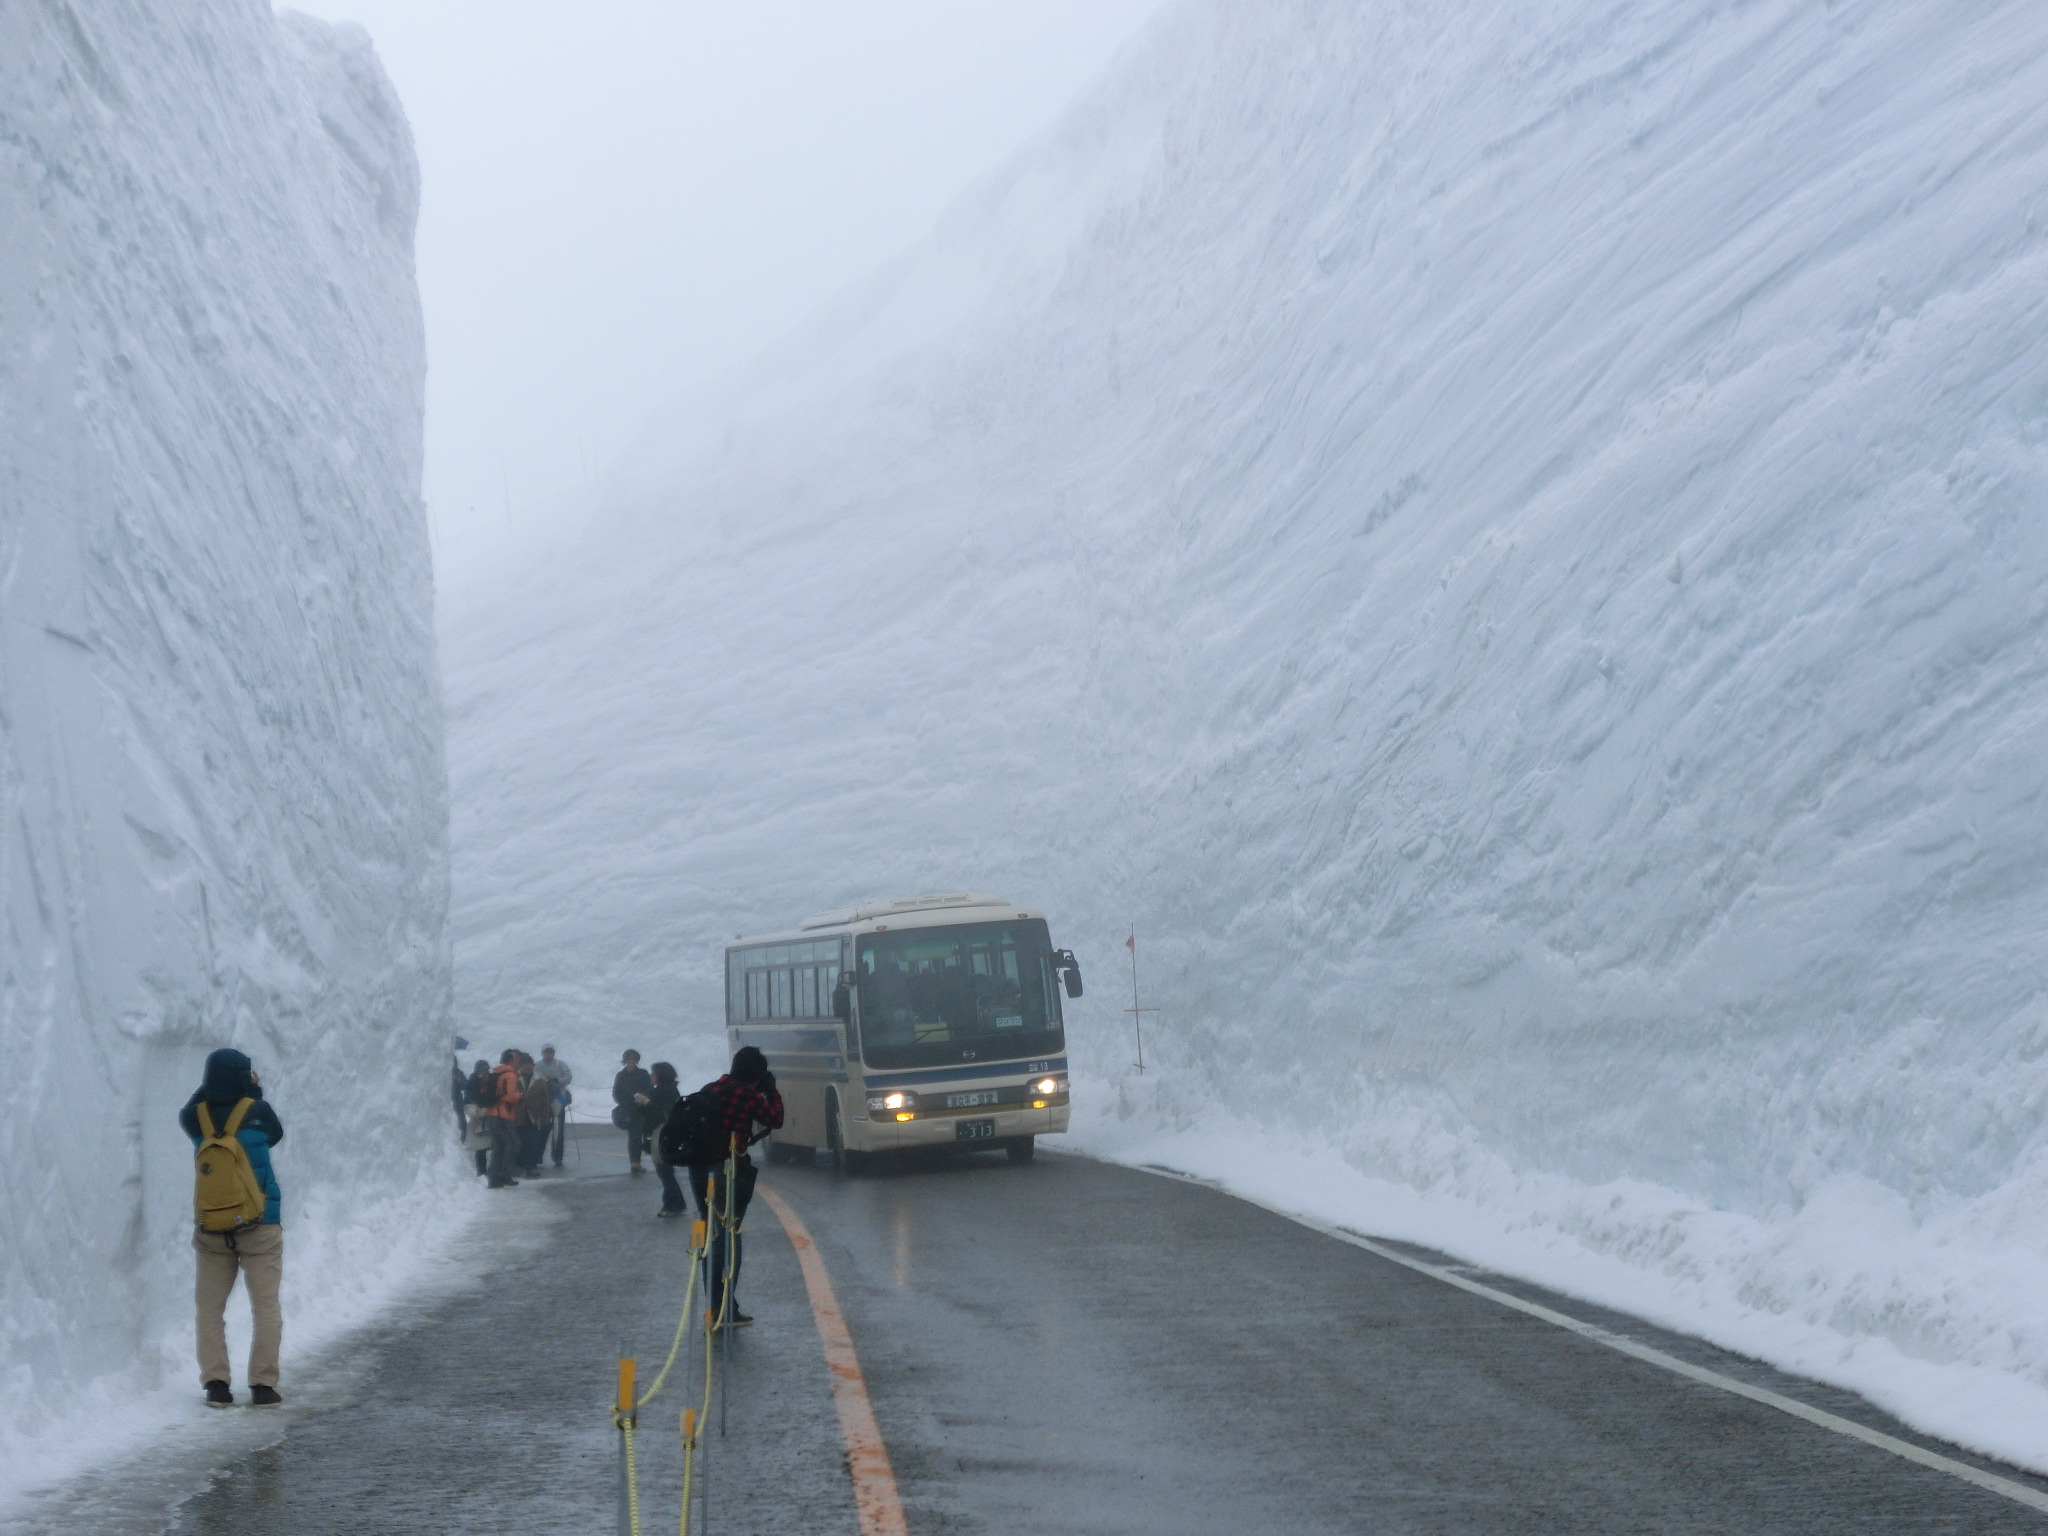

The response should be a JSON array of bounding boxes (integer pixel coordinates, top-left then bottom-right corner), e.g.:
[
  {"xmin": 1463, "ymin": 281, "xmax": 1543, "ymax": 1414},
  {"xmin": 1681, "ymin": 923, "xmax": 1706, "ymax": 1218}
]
[{"xmin": 724, "ymin": 893, "xmax": 1082, "ymax": 1168}]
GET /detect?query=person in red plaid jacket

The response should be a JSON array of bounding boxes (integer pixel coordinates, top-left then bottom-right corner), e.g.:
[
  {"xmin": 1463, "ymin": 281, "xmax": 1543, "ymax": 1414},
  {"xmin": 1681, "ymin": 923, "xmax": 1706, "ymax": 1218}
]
[{"xmin": 689, "ymin": 1046, "xmax": 784, "ymax": 1329}]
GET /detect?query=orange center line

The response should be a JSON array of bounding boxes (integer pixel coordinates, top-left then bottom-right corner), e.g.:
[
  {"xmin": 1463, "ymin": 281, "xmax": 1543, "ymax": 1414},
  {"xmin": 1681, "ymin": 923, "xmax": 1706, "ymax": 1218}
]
[{"xmin": 761, "ymin": 1186, "xmax": 910, "ymax": 1536}]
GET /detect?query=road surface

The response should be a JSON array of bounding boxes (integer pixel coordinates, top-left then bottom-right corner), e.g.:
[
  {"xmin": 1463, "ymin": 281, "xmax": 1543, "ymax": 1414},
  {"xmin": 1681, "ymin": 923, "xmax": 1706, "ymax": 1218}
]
[{"xmin": 18, "ymin": 1126, "xmax": 2048, "ymax": 1535}]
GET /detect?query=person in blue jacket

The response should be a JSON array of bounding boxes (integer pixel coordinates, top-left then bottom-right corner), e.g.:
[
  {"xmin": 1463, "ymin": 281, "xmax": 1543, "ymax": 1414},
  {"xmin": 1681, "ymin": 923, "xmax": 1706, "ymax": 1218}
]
[{"xmin": 178, "ymin": 1048, "xmax": 286, "ymax": 1408}]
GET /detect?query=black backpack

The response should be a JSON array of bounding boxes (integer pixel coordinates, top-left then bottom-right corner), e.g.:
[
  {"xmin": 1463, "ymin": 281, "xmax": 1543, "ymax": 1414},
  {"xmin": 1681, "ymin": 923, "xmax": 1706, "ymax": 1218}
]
[
  {"xmin": 660, "ymin": 1087, "xmax": 725, "ymax": 1167},
  {"xmin": 474, "ymin": 1071, "xmax": 499, "ymax": 1108}
]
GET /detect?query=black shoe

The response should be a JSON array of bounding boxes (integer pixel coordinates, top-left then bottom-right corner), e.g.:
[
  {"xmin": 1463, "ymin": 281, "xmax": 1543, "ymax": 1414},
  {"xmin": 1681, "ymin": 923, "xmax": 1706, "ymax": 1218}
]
[
  {"xmin": 204, "ymin": 1381, "xmax": 233, "ymax": 1409},
  {"xmin": 629, "ymin": 1164, "xmax": 645, "ymax": 1176},
  {"xmin": 249, "ymin": 1385, "xmax": 282, "ymax": 1408},
  {"xmin": 729, "ymin": 1311, "xmax": 754, "ymax": 1328},
  {"xmin": 657, "ymin": 1207, "xmax": 682, "ymax": 1218}
]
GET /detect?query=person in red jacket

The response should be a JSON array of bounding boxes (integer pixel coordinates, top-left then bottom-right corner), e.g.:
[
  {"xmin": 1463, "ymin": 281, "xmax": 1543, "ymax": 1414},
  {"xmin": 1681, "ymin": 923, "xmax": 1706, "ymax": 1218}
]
[
  {"xmin": 485, "ymin": 1049, "xmax": 524, "ymax": 1188},
  {"xmin": 688, "ymin": 1046, "xmax": 784, "ymax": 1329}
]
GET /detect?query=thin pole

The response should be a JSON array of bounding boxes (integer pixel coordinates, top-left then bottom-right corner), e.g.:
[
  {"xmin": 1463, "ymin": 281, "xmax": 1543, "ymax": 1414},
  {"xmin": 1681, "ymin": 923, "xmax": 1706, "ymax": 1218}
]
[
  {"xmin": 1130, "ymin": 926, "xmax": 1142, "ymax": 1071},
  {"xmin": 719, "ymin": 1146, "xmax": 734, "ymax": 1437},
  {"xmin": 1126, "ymin": 923, "xmax": 1157, "ymax": 1073}
]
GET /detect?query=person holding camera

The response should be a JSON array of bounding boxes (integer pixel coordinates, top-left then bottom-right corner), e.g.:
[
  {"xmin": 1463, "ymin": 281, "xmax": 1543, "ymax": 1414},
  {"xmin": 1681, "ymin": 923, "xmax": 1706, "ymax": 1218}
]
[{"xmin": 684, "ymin": 1046, "xmax": 784, "ymax": 1329}]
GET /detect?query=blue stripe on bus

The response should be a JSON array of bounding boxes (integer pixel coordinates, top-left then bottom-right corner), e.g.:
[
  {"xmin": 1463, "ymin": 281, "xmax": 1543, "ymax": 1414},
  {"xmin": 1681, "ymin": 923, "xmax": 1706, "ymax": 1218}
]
[{"xmin": 857, "ymin": 1056, "xmax": 1067, "ymax": 1089}]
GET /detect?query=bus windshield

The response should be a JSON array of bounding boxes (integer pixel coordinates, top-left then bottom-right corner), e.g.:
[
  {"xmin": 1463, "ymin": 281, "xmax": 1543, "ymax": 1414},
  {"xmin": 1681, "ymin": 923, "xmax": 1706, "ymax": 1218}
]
[{"xmin": 856, "ymin": 919, "xmax": 1064, "ymax": 1070}]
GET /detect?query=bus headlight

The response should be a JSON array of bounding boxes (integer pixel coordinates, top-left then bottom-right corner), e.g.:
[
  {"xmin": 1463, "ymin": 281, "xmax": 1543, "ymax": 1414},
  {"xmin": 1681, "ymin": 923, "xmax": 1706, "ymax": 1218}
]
[
  {"xmin": 1032, "ymin": 1077, "xmax": 1062, "ymax": 1097},
  {"xmin": 867, "ymin": 1090, "xmax": 918, "ymax": 1114}
]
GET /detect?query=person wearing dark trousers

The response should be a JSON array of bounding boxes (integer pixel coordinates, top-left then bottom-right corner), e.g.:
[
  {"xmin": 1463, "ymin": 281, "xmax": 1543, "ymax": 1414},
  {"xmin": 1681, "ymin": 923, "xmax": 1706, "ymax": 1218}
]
[
  {"xmin": 536, "ymin": 1045, "xmax": 572, "ymax": 1165},
  {"xmin": 687, "ymin": 1047, "xmax": 784, "ymax": 1329},
  {"xmin": 450, "ymin": 1056, "xmax": 468, "ymax": 1142},
  {"xmin": 465, "ymin": 1058, "xmax": 493, "ymax": 1176},
  {"xmin": 645, "ymin": 1062, "xmax": 686, "ymax": 1216},
  {"xmin": 485, "ymin": 1050, "xmax": 523, "ymax": 1188},
  {"xmin": 612, "ymin": 1050, "xmax": 654, "ymax": 1175},
  {"xmin": 514, "ymin": 1052, "xmax": 553, "ymax": 1175}
]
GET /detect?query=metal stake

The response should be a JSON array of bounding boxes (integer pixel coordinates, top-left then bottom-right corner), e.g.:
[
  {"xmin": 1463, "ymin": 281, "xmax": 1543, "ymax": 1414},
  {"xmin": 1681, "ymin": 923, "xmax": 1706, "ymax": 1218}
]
[
  {"xmin": 1126, "ymin": 923, "xmax": 1158, "ymax": 1072},
  {"xmin": 719, "ymin": 1155, "xmax": 733, "ymax": 1437}
]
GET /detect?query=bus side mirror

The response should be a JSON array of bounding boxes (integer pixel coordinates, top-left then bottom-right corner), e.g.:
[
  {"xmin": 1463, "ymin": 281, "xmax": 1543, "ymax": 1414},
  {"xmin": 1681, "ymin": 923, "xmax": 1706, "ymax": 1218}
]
[
  {"xmin": 1055, "ymin": 949, "xmax": 1083, "ymax": 998},
  {"xmin": 833, "ymin": 975, "xmax": 853, "ymax": 1020}
]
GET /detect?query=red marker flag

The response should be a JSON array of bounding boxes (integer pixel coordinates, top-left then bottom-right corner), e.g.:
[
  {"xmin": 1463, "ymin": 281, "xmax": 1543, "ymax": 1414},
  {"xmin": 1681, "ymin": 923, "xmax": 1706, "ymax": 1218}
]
[{"xmin": 1125, "ymin": 933, "xmax": 1135, "ymax": 951}]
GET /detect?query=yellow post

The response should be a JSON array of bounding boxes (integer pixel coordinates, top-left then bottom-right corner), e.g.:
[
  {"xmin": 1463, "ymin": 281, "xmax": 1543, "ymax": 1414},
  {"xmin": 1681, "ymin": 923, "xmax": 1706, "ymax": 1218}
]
[
  {"xmin": 615, "ymin": 1354, "xmax": 638, "ymax": 1536},
  {"xmin": 691, "ymin": 1218, "xmax": 707, "ymax": 1252},
  {"xmin": 680, "ymin": 1406, "xmax": 700, "ymax": 1536}
]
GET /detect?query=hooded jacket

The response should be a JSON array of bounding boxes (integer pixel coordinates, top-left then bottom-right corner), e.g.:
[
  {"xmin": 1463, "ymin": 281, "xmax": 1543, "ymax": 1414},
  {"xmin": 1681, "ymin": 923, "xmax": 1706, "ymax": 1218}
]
[
  {"xmin": 684, "ymin": 1073, "xmax": 785, "ymax": 1168},
  {"xmin": 177, "ymin": 1048, "xmax": 284, "ymax": 1225},
  {"xmin": 488, "ymin": 1062, "xmax": 523, "ymax": 1122},
  {"xmin": 644, "ymin": 1075, "xmax": 681, "ymax": 1161}
]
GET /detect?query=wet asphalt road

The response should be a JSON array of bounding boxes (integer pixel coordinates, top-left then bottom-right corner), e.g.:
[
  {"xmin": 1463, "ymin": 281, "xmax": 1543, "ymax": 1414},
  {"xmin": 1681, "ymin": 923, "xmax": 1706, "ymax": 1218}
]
[
  {"xmin": 162, "ymin": 1126, "xmax": 856, "ymax": 1536},
  {"xmin": 774, "ymin": 1151, "xmax": 2048, "ymax": 1536},
  {"xmin": 98, "ymin": 1128, "xmax": 2048, "ymax": 1533}
]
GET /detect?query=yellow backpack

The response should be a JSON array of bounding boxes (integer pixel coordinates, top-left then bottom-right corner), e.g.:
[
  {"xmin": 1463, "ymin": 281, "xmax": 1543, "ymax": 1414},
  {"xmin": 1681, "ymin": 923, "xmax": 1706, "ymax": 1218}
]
[{"xmin": 194, "ymin": 1099, "xmax": 268, "ymax": 1232}]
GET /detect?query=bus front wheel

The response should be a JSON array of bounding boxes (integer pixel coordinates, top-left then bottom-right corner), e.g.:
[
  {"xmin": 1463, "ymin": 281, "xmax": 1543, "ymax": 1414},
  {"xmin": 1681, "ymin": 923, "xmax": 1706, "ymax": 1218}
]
[
  {"xmin": 1006, "ymin": 1136, "xmax": 1036, "ymax": 1164},
  {"xmin": 827, "ymin": 1096, "xmax": 872, "ymax": 1176}
]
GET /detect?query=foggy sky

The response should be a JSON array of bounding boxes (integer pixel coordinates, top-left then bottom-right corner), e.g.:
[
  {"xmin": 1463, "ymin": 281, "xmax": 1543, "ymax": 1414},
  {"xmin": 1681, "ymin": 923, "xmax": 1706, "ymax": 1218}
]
[{"xmin": 285, "ymin": 0, "xmax": 1165, "ymax": 571}]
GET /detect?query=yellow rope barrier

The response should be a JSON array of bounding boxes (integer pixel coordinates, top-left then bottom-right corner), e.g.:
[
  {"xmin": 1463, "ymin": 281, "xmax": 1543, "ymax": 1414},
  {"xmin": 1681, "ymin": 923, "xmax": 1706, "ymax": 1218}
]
[
  {"xmin": 620, "ymin": 1140, "xmax": 743, "ymax": 1536},
  {"xmin": 615, "ymin": 1164, "xmax": 712, "ymax": 1536},
  {"xmin": 637, "ymin": 1235, "xmax": 701, "ymax": 1408}
]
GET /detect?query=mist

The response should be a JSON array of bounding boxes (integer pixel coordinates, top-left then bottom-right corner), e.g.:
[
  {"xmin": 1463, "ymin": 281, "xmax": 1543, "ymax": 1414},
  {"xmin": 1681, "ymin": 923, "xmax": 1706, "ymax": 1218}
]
[{"xmin": 285, "ymin": 0, "xmax": 1165, "ymax": 571}]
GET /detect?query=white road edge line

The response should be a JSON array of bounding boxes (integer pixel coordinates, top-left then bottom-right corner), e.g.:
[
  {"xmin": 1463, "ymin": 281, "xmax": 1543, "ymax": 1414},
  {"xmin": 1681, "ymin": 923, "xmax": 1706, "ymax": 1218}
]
[{"xmin": 1134, "ymin": 1162, "xmax": 2048, "ymax": 1519}]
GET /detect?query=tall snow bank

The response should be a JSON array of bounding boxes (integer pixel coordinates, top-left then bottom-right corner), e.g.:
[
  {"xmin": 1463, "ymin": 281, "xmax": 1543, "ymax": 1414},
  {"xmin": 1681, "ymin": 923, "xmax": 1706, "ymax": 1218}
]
[
  {"xmin": 444, "ymin": 0, "xmax": 2048, "ymax": 1462},
  {"xmin": 0, "ymin": 1, "xmax": 447, "ymax": 1496}
]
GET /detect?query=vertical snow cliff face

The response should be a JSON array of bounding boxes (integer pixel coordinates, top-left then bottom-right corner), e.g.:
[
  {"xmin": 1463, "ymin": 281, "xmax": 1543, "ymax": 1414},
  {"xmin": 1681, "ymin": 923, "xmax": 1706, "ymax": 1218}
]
[
  {"xmin": 0, "ymin": 2, "xmax": 444, "ymax": 1476},
  {"xmin": 446, "ymin": 0, "xmax": 2048, "ymax": 1453}
]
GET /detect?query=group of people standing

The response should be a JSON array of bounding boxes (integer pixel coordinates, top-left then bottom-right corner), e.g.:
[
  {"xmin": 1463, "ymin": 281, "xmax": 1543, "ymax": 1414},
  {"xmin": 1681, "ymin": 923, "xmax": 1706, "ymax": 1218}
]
[
  {"xmin": 177, "ymin": 1036, "xmax": 786, "ymax": 1412},
  {"xmin": 455, "ymin": 1045, "xmax": 572, "ymax": 1188}
]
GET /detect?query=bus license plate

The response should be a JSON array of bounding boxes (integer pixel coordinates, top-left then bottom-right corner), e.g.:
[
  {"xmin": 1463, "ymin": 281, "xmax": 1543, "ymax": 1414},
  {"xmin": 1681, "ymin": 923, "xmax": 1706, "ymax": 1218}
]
[
  {"xmin": 955, "ymin": 1119, "xmax": 996, "ymax": 1141},
  {"xmin": 946, "ymin": 1090, "xmax": 999, "ymax": 1109}
]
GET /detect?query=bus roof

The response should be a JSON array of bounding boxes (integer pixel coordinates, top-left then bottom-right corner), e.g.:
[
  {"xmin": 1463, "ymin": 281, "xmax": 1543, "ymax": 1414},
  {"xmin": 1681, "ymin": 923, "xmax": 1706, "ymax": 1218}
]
[{"xmin": 728, "ymin": 893, "xmax": 1035, "ymax": 949}]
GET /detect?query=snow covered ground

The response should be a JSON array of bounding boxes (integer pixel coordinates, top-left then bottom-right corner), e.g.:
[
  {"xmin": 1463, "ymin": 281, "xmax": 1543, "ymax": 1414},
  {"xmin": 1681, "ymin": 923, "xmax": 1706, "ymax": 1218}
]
[
  {"xmin": 440, "ymin": 0, "xmax": 2048, "ymax": 1469},
  {"xmin": 0, "ymin": 2, "xmax": 452, "ymax": 1507}
]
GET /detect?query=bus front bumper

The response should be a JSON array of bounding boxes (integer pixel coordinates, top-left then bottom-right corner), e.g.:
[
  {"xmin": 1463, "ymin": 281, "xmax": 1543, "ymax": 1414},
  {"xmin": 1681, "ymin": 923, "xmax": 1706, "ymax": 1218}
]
[{"xmin": 855, "ymin": 1099, "xmax": 1069, "ymax": 1150}]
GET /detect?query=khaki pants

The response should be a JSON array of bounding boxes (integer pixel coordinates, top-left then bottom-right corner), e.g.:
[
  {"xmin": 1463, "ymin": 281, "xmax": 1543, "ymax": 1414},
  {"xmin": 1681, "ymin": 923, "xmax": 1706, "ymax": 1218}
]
[{"xmin": 193, "ymin": 1224, "xmax": 284, "ymax": 1387}]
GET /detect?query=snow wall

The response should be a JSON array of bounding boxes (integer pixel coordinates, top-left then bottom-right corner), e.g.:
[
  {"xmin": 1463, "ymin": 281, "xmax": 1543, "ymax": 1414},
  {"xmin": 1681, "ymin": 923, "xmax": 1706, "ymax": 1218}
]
[
  {"xmin": 444, "ymin": 0, "xmax": 2048, "ymax": 1464},
  {"xmin": 0, "ymin": 2, "xmax": 448, "ymax": 1494}
]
